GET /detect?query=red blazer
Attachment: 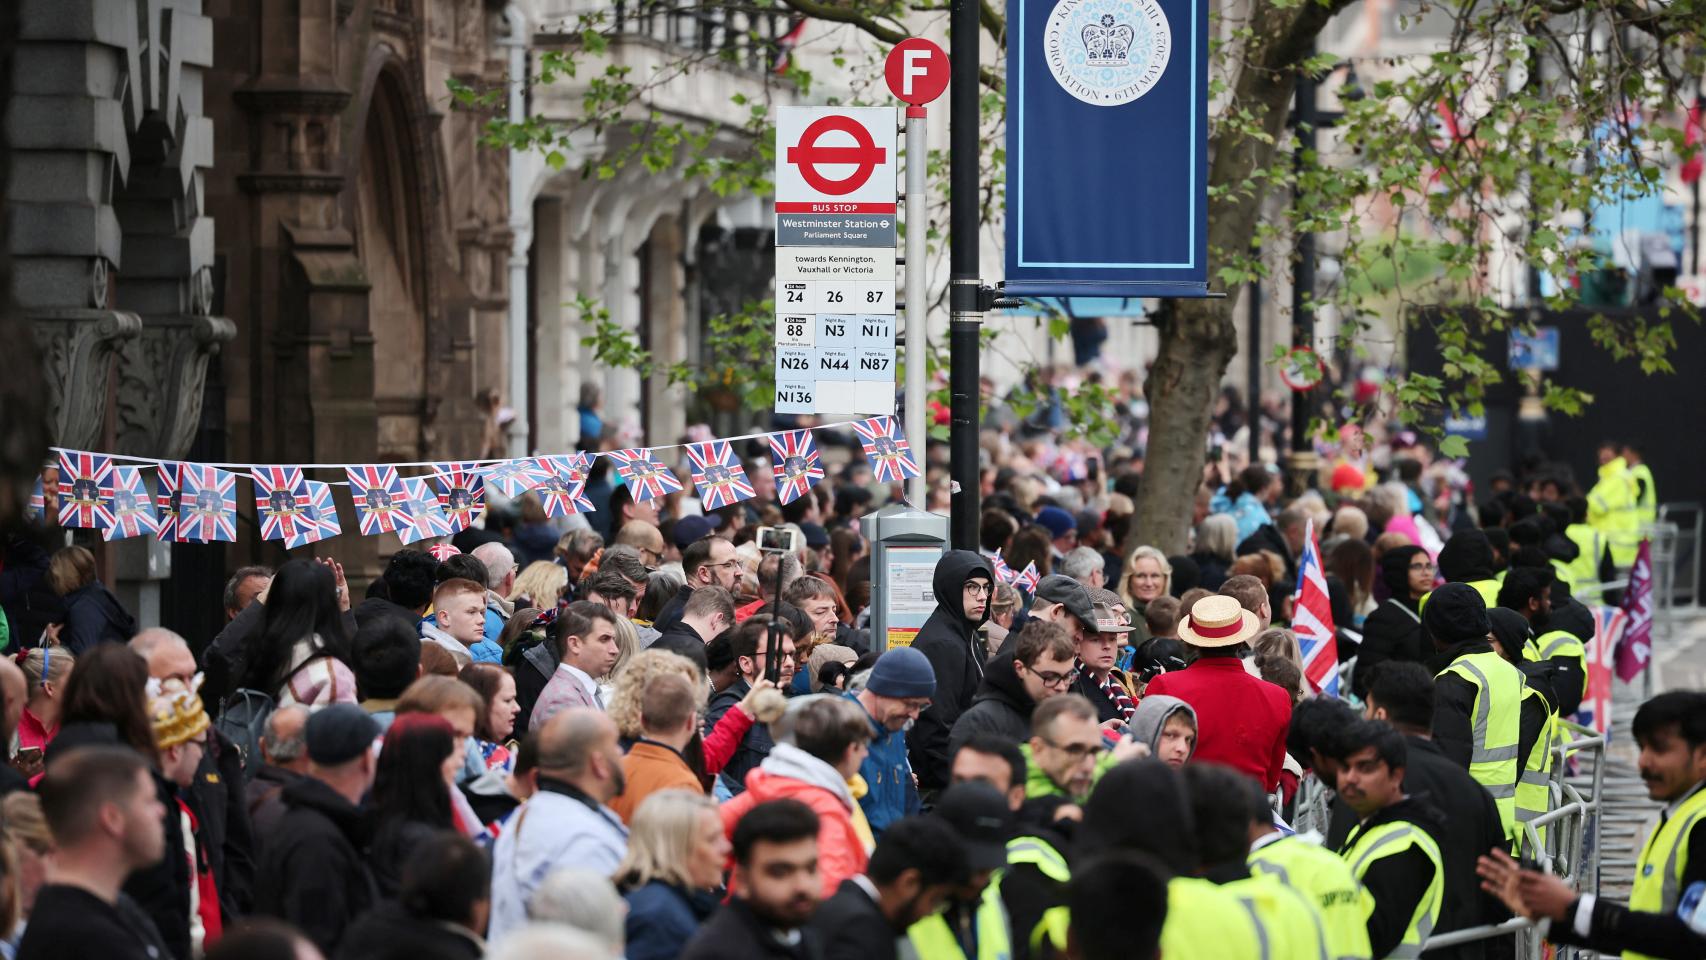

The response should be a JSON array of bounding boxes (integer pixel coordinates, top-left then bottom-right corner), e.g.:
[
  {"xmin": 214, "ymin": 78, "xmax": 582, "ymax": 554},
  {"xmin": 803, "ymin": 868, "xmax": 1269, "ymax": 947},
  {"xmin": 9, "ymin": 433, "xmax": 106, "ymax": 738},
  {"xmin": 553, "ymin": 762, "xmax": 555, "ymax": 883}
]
[{"xmin": 1143, "ymin": 655, "xmax": 1292, "ymax": 791}]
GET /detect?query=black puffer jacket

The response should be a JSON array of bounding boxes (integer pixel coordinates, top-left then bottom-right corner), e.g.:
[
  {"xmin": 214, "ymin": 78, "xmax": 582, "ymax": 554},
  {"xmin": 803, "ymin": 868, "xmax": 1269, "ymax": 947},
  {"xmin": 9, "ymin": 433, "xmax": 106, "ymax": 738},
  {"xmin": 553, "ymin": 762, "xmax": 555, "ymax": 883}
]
[
  {"xmin": 255, "ymin": 777, "xmax": 377, "ymax": 955},
  {"xmin": 1353, "ymin": 545, "xmax": 1429, "ymax": 698},
  {"xmin": 907, "ymin": 550, "xmax": 994, "ymax": 792},
  {"xmin": 948, "ymin": 635, "xmax": 1035, "ymax": 758}
]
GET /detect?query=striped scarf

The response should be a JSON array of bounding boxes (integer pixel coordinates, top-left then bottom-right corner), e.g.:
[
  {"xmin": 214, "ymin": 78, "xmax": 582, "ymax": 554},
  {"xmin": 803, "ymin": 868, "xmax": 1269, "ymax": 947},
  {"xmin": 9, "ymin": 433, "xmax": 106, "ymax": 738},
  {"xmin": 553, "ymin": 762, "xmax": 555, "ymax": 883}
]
[{"xmin": 1082, "ymin": 659, "xmax": 1135, "ymax": 723}]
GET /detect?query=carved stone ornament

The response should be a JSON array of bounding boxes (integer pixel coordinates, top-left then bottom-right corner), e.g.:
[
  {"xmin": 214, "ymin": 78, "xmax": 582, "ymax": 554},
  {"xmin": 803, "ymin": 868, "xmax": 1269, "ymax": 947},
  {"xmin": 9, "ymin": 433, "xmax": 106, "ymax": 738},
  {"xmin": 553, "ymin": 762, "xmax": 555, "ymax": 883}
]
[
  {"xmin": 30, "ymin": 309, "xmax": 144, "ymax": 453},
  {"xmin": 115, "ymin": 313, "xmax": 237, "ymax": 460}
]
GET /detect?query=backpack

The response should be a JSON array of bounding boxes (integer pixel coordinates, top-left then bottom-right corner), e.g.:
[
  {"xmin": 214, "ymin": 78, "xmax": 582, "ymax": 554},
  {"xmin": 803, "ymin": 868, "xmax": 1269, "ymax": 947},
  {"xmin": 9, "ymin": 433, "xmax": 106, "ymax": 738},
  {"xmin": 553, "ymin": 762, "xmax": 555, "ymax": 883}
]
[{"xmin": 214, "ymin": 687, "xmax": 276, "ymax": 781}]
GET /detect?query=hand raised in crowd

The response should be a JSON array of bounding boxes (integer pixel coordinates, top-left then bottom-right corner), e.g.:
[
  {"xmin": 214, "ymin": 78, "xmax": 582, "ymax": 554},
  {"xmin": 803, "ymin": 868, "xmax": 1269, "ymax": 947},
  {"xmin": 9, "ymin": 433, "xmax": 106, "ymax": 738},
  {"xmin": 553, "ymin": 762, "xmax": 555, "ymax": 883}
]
[
  {"xmin": 316, "ymin": 556, "xmax": 350, "ymax": 611},
  {"xmin": 1476, "ymin": 849, "xmax": 1577, "ymax": 922}
]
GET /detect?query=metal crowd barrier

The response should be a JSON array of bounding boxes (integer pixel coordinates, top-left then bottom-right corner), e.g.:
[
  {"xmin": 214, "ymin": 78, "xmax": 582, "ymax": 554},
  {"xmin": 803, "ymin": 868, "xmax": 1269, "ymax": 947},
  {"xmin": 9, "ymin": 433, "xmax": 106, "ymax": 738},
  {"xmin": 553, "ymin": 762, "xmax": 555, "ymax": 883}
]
[{"xmin": 1414, "ymin": 726, "xmax": 1606, "ymax": 958}]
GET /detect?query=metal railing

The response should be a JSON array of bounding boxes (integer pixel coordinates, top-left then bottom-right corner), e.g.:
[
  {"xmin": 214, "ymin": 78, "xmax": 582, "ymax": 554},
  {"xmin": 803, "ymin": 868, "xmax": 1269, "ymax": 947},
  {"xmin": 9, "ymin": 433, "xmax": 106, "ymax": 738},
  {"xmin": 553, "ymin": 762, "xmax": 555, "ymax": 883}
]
[{"xmin": 1655, "ymin": 502, "xmax": 1702, "ymax": 608}]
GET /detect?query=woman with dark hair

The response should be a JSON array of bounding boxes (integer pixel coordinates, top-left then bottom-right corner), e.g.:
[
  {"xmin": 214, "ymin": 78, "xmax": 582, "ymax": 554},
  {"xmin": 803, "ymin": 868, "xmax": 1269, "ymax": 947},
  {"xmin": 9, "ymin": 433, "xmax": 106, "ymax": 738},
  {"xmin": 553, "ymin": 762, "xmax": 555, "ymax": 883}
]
[
  {"xmin": 44, "ymin": 545, "xmax": 135, "ymax": 654},
  {"xmin": 369, "ymin": 713, "xmax": 459, "ymax": 896},
  {"xmin": 237, "ymin": 559, "xmax": 357, "ymax": 707},
  {"xmin": 457, "ymin": 662, "xmax": 520, "ymax": 773},
  {"xmin": 57, "ymin": 642, "xmax": 157, "ymax": 764},
  {"xmin": 1003, "ymin": 525, "xmax": 1054, "ymax": 580}
]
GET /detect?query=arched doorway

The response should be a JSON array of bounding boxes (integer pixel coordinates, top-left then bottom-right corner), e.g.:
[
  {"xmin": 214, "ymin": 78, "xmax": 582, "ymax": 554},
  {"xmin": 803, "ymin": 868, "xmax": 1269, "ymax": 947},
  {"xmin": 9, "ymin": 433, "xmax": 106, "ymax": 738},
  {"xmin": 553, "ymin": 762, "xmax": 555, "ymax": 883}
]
[{"xmin": 354, "ymin": 71, "xmax": 429, "ymax": 461}]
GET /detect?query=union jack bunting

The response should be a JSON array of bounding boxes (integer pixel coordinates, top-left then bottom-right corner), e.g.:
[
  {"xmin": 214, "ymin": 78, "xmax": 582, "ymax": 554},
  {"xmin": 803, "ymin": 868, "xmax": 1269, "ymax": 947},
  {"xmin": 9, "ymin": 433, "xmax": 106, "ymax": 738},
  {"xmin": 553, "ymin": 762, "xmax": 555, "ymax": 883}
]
[
  {"xmin": 284, "ymin": 480, "xmax": 341, "ymax": 549},
  {"xmin": 432, "ymin": 462, "xmax": 486, "ymax": 532},
  {"xmin": 56, "ymin": 450, "xmax": 115, "ymax": 529},
  {"xmin": 480, "ymin": 459, "xmax": 552, "ymax": 499},
  {"xmin": 177, "ymin": 464, "xmax": 237, "ymax": 543},
  {"xmin": 102, "ymin": 467, "xmax": 160, "ymax": 541},
  {"xmin": 851, "ymin": 417, "xmax": 921, "ymax": 484},
  {"xmin": 1016, "ymin": 562, "xmax": 1041, "ymax": 595},
  {"xmin": 531, "ymin": 455, "xmax": 593, "ymax": 518},
  {"xmin": 429, "ymin": 542, "xmax": 462, "ymax": 562},
  {"xmin": 769, "ymin": 430, "xmax": 825, "ymax": 506},
  {"xmin": 398, "ymin": 477, "xmax": 454, "ymax": 545},
  {"xmin": 685, "ymin": 441, "xmax": 756, "ymax": 510},
  {"xmin": 155, "ymin": 462, "xmax": 184, "ymax": 542},
  {"xmin": 607, "ymin": 448, "xmax": 682, "ymax": 502},
  {"xmin": 345, "ymin": 465, "xmax": 412, "ymax": 536},
  {"xmin": 252, "ymin": 466, "xmax": 313, "ymax": 542}
]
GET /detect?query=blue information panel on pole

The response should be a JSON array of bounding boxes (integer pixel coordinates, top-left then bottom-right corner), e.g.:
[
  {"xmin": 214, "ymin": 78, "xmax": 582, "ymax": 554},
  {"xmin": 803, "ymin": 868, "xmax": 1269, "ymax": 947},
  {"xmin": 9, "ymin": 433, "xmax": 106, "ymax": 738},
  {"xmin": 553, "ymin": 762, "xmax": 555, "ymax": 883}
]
[{"xmin": 1004, "ymin": 0, "xmax": 1208, "ymax": 298}]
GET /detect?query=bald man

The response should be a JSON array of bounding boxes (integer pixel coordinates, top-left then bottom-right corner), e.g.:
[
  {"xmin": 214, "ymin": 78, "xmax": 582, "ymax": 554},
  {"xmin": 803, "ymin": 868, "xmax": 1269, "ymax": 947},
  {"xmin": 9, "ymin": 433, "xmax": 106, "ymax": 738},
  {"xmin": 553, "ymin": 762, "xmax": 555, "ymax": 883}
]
[
  {"xmin": 129, "ymin": 628, "xmax": 258, "ymax": 916},
  {"xmin": 471, "ymin": 542, "xmax": 519, "ymax": 645},
  {"xmin": 488, "ymin": 707, "xmax": 629, "ymax": 942},
  {"xmin": 616, "ymin": 520, "xmax": 667, "ymax": 569}
]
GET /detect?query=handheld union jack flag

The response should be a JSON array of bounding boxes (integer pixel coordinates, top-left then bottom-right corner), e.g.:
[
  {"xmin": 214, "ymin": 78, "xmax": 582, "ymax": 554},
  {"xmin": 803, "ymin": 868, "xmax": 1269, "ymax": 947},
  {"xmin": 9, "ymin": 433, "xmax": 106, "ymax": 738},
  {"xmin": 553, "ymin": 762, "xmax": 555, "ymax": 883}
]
[
  {"xmin": 1290, "ymin": 519, "xmax": 1339, "ymax": 697},
  {"xmin": 851, "ymin": 417, "xmax": 921, "ymax": 484},
  {"xmin": 155, "ymin": 462, "xmax": 184, "ymax": 542},
  {"xmin": 398, "ymin": 477, "xmax": 454, "ymax": 545},
  {"xmin": 57, "ymin": 450, "xmax": 115, "ymax": 529},
  {"xmin": 991, "ymin": 552, "xmax": 1018, "ymax": 586},
  {"xmin": 1016, "ymin": 561, "xmax": 1041, "ymax": 595},
  {"xmin": 432, "ymin": 462, "xmax": 486, "ymax": 532},
  {"xmin": 685, "ymin": 441, "xmax": 755, "ymax": 510},
  {"xmin": 177, "ymin": 464, "xmax": 237, "ymax": 542},
  {"xmin": 531, "ymin": 455, "xmax": 593, "ymax": 518},
  {"xmin": 481, "ymin": 459, "xmax": 552, "ymax": 499},
  {"xmin": 769, "ymin": 430, "xmax": 824, "ymax": 506},
  {"xmin": 608, "ymin": 449, "xmax": 683, "ymax": 503},
  {"xmin": 284, "ymin": 480, "xmax": 341, "ymax": 549},
  {"xmin": 345, "ymin": 465, "xmax": 412, "ymax": 535},
  {"xmin": 102, "ymin": 467, "xmax": 160, "ymax": 541},
  {"xmin": 253, "ymin": 466, "xmax": 313, "ymax": 542}
]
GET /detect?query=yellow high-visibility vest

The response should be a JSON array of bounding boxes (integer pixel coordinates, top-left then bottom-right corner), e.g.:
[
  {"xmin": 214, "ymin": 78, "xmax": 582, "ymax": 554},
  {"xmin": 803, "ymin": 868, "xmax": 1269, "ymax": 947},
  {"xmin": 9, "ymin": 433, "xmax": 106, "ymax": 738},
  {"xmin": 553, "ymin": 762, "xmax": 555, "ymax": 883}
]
[
  {"xmin": 1341, "ymin": 820, "xmax": 1444, "ymax": 960},
  {"xmin": 1625, "ymin": 784, "xmax": 1706, "ymax": 960},
  {"xmin": 1250, "ymin": 833, "xmax": 1373, "ymax": 960},
  {"xmin": 1437, "ymin": 651, "xmax": 1524, "ymax": 840}
]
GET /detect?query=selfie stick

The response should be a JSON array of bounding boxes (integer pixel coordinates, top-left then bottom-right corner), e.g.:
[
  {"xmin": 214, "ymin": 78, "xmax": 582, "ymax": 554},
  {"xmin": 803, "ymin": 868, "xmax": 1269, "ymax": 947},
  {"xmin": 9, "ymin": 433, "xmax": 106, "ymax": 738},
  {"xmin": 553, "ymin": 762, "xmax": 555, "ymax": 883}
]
[{"xmin": 764, "ymin": 548, "xmax": 785, "ymax": 684}]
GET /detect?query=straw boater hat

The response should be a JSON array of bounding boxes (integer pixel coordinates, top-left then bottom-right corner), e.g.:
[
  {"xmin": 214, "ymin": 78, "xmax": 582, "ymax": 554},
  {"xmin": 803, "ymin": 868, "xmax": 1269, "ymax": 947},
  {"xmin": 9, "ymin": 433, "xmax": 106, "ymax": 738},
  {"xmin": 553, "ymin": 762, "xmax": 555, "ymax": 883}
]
[{"xmin": 1178, "ymin": 595, "xmax": 1260, "ymax": 648}]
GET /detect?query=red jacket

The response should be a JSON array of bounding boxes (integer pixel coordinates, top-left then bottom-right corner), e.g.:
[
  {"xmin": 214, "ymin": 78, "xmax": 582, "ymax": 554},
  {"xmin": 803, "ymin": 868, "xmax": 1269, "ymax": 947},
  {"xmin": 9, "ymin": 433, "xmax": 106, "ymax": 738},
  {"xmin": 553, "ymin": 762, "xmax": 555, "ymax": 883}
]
[{"xmin": 1143, "ymin": 655, "xmax": 1292, "ymax": 790}]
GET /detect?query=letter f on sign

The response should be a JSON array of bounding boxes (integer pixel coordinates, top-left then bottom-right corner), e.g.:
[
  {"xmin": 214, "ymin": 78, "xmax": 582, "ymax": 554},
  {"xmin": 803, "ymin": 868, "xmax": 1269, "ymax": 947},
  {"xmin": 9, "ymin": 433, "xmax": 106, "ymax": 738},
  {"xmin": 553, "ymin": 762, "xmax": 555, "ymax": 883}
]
[{"xmin": 903, "ymin": 48, "xmax": 930, "ymax": 96}]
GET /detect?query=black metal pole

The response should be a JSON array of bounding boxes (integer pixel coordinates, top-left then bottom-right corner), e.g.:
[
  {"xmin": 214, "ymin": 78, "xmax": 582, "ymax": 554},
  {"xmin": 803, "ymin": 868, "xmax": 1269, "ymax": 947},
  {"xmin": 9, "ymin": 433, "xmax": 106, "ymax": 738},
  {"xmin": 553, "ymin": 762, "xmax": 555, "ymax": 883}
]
[
  {"xmin": 1287, "ymin": 55, "xmax": 1318, "ymax": 495},
  {"xmin": 948, "ymin": 0, "xmax": 982, "ymax": 549},
  {"xmin": 1692, "ymin": 91, "xmax": 1703, "ymax": 276}
]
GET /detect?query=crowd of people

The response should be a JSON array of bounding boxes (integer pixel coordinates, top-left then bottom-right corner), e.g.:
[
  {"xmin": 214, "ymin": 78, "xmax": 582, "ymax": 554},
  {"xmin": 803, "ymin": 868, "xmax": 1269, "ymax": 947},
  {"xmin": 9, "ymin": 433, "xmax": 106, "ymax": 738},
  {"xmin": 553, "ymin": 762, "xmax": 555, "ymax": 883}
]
[{"xmin": 0, "ymin": 420, "xmax": 1699, "ymax": 960}]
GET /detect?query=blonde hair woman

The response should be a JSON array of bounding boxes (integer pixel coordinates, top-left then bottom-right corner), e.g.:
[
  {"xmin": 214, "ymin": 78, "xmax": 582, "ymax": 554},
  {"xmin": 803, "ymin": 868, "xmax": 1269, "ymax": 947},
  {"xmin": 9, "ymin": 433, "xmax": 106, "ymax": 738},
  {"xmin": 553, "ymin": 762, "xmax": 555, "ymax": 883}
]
[
  {"xmin": 508, "ymin": 561, "xmax": 568, "ymax": 610},
  {"xmin": 3, "ymin": 792, "xmax": 54, "ymax": 948},
  {"xmin": 605, "ymin": 649, "xmax": 704, "ymax": 741},
  {"xmin": 17, "ymin": 646, "xmax": 74, "ymax": 755},
  {"xmin": 1120, "ymin": 546, "xmax": 1173, "ymax": 643},
  {"xmin": 615, "ymin": 791, "xmax": 729, "ymax": 960}
]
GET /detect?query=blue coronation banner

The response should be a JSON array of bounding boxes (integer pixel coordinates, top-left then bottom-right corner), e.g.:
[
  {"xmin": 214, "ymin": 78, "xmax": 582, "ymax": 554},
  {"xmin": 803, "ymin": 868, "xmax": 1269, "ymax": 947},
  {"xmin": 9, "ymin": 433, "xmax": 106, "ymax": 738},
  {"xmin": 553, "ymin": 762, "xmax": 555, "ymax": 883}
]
[{"xmin": 1004, "ymin": 0, "xmax": 1209, "ymax": 298}]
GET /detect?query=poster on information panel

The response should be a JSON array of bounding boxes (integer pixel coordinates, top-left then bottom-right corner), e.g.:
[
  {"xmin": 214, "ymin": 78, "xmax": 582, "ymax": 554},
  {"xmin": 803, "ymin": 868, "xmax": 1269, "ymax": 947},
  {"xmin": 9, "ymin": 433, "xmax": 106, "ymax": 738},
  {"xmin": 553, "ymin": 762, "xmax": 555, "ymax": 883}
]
[{"xmin": 1004, "ymin": 0, "xmax": 1209, "ymax": 298}]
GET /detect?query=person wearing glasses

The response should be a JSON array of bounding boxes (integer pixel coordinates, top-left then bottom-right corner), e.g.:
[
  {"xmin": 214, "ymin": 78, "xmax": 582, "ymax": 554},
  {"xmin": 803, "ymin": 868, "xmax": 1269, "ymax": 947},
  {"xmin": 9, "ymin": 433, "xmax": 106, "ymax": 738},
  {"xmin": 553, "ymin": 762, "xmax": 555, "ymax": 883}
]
[
  {"xmin": 950, "ymin": 622, "xmax": 1078, "ymax": 761},
  {"xmin": 906, "ymin": 551, "xmax": 996, "ymax": 799},
  {"xmin": 1351, "ymin": 545, "xmax": 1435, "ymax": 700},
  {"xmin": 652, "ymin": 536, "xmax": 742, "ymax": 635},
  {"xmin": 1022, "ymin": 694, "xmax": 1147, "ymax": 807}
]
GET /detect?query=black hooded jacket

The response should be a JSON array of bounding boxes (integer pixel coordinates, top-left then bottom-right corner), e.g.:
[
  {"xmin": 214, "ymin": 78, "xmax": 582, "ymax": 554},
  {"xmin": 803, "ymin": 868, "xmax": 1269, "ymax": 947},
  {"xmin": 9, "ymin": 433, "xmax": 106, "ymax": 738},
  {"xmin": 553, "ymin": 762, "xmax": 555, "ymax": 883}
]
[
  {"xmin": 907, "ymin": 550, "xmax": 993, "ymax": 792},
  {"xmin": 1354, "ymin": 545, "xmax": 1429, "ymax": 698},
  {"xmin": 948, "ymin": 634, "xmax": 1035, "ymax": 758}
]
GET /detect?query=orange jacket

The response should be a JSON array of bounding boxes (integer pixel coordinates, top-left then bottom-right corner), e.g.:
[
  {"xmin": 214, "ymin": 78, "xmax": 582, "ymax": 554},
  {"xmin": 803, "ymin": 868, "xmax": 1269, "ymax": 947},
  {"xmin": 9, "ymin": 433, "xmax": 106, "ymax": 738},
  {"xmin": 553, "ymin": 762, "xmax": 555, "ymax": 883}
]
[{"xmin": 610, "ymin": 740, "xmax": 704, "ymax": 825}]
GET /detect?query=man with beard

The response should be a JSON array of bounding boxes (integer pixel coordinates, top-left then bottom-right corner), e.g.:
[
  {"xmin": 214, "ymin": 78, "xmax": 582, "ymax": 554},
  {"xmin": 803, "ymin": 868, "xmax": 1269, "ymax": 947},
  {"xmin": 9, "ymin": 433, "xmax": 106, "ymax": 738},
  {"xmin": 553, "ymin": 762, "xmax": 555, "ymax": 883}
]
[
  {"xmin": 684, "ymin": 799, "xmax": 826, "ymax": 959},
  {"xmin": 812, "ymin": 815, "xmax": 970, "ymax": 960},
  {"xmin": 1332, "ymin": 720, "xmax": 1446, "ymax": 960},
  {"xmin": 849, "ymin": 647, "xmax": 936, "ymax": 837},
  {"xmin": 908, "ymin": 551, "xmax": 995, "ymax": 796},
  {"xmin": 488, "ymin": 708, "xmax": 629, "ymax": 943}
]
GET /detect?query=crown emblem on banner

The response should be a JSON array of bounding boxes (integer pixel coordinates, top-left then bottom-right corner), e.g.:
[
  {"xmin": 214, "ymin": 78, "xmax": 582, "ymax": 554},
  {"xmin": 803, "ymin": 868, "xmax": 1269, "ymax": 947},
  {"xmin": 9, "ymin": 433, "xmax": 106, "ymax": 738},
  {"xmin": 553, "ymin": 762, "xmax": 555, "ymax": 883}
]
[{"xmin": 1082, "ymin": 14, "xmax": 1135, "ymax": 65}]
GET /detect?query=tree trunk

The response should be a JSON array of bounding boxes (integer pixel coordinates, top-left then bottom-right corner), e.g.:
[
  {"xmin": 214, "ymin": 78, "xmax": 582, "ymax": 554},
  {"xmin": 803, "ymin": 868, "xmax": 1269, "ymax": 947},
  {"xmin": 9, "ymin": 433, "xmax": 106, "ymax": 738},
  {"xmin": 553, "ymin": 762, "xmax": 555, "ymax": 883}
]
[
  {"xmin": 1126, "ymin": 0, "xmax": 1344, "ymax": 556},
  {"xmin": 0, "ymin": 0, "xmax": 52, "ymax": 531}
]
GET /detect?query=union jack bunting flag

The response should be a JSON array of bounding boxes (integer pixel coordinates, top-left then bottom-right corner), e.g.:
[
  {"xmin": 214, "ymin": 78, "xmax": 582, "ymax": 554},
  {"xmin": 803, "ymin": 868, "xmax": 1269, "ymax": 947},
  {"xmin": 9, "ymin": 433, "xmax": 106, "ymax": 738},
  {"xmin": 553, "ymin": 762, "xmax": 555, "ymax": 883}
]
[
  {"xmin": 531, "ymin": 455, "xmax": 593, "ymax": 518},
  {"xmin": 253, "ymin": 466, "xmax": 313, "ymax": 542},
  {"xmin": 177, "ymin": 464, "xmax": 237, "ymax": 543},
  {"xmin": 768, "ymin": 430, "xmax": 824, "ymax": 506},
  {"xmin": 56, "ymin": 450, "xmax": 115, "ymax": 529},
  {"xmin": 345, "ymin": 465, "xmax": 413, "ymax": 536},
  {"xmin": 102, "ymin": 467, "xmax": 160, "ymax": 541},
  {"xmin": 851, "ymin": 417, "xmax": 921, "ymax": 484},
  {"xmin": 432, "ymin": 462, "xmax": 486, "ymax": 532},
  {"xmin": 398, "ymin": 477, "xmax": 454, "ymax": 545},
  {"xmin": 284, "ymin": 480, "xmax": 341, "ymax": 549},
  {"xmin": 607, "ymin": 449, "xmax": 682, "ymax": 502},
  {"xmin": 685, "ymin": 441, "xmax": 755, "ymax": 510},
  {"xmin": 480, "ymin": 459, "xmax": 552, "ymax": 499},
  {"xmin": 155, "ymin": 462, "xmax": 184, "ymax": 542},
  {"xmin": 1016, "ymin": 562, "xmax": 1041, "ymax": 595},
  {"xmin": 429, "ymin": 542, "xmax": 462, "ymax": 562}
]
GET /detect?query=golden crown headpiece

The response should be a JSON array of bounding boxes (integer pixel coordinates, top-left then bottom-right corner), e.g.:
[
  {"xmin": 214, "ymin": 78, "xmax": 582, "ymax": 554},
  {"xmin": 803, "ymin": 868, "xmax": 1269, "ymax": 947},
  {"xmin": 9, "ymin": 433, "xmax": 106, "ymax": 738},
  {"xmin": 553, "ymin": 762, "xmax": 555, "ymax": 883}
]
[{"xmin": 148, "ymin": 673, "xmax": 211, "ymax": 751}]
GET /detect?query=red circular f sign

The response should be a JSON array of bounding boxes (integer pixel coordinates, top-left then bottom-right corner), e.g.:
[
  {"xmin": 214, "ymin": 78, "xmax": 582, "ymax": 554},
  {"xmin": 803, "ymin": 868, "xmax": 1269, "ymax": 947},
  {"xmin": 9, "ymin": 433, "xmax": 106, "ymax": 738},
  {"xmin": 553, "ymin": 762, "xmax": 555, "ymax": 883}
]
[
  {"xmin": 885, "ymin": 38, "xmax": 950, "ymax": 106},
  {"xmin": 786, "ymin": 115, "xmax": 888, "ymax": 196}
]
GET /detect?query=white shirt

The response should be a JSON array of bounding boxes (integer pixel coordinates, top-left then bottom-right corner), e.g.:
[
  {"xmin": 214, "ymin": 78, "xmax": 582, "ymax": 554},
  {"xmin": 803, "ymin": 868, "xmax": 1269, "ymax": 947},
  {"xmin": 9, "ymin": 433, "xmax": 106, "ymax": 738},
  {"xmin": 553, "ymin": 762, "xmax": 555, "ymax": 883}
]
[{"xmin": 558, "ymin": 662, "xmax": 600, "ymax": 702}]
